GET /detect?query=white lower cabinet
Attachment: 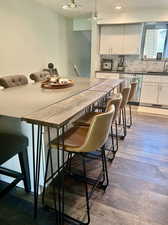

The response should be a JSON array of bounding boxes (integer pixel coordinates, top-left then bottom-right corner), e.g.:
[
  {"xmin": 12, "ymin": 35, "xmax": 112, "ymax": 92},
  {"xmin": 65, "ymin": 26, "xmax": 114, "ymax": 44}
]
[
  {"xmin": 140, "ymin": 83, "xmax": 158, "ymax": 104},
  {"xmin": 158, "ymin": 84, "xmax": 168, "ymax": 105},
  {"xmin": 140, "ymin": 81, "xmax": 168, "ymax": 106}
]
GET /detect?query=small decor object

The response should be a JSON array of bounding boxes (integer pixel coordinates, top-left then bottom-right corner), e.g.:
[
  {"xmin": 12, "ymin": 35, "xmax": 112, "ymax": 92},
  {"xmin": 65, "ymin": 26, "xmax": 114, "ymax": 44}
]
[
  {"xmin": 43, "ymin": 63, "xmax": 59, "ymax": 76},
  {"xmin": 117, "ymin": 55, "xmax": 125, "ymax": 72},
  {"xmin": 101, "ymin": 59, "xmax": 113, "ymax": 71},
  {"xmin": 41, "ymin": 76, "xmax": 74, "ymax": 89}
]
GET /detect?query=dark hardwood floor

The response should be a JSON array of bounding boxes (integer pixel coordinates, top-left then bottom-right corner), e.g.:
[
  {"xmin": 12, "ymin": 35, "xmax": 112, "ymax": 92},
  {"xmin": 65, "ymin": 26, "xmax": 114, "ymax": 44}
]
[
  {"xmin": 2, "ymin": 109, "xmax": 168, "ymax": 225},
  {"xmin": 91, "ymin": 111, "xmax": 168, "ymax": 225}
]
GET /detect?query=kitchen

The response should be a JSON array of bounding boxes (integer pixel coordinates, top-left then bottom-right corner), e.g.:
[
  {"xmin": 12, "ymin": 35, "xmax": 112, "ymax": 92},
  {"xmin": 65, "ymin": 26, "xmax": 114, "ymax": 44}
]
[
  {"xmin": 94, "ymin": 22, "xmax": 168, "ymax": 108},
  {"xmin": 0, "ymin": 1, "xmax": 168, "ymax": 225}
]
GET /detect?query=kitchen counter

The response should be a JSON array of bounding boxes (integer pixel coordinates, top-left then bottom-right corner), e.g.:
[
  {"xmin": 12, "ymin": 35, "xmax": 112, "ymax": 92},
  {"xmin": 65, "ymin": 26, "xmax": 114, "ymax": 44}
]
[{"xmin": 96, "ymin": 71, "xmax": 168, "ymax": 76}]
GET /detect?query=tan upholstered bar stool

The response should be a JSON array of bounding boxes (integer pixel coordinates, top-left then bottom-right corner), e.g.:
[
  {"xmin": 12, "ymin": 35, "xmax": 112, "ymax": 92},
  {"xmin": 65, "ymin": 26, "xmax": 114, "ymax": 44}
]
[
  {"xmin": 29, "ymin": 71, "xmax": 50, "ymax": 83},
  {"xmin": 73, "ymin": 94, "xmax": 122, "ymax": 159},
  {"xmin": 0, "ymin": 75, "xmax": 28, "ymax": 88},
  {"xmin": 43, "ymin": 105, "xmax": 115, "ymax": 225},
  {"xmin": 119, "ymin": 87, "xmax": 131, "ymax": 139},
  {"xmin": 127, "ymin": 82, "xmax": 137, "ymax": 128}
]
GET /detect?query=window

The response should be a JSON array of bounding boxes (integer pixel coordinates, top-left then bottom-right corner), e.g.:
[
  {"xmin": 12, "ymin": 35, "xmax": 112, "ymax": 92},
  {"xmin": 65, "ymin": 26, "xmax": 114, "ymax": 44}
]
[{"xmin": 142, "ymin": 23, "xmax": 168, "ymax": 60}]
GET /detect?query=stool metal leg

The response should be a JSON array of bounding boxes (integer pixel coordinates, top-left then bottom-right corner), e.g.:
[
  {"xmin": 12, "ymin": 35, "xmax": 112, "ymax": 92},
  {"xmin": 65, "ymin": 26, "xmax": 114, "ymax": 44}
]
[
  {"xmin": 115, "ymin": 122, "xmax": 119, "ymax": 152},
  {"xmin": 120, "ymin": 107, "xmax": 127, "ymax": 140},
  {"xmin": 102, "ymin": 145, "xmax": 109, "ymax": 188},
  {"xmin": 127, "ymin": 104, "xmax": 133, "ymax": 128},
  {"xmin": 82, "ymin": 155, "xmax": 90, "ymax": 225},
  {"xmin": 18, "ymin": 149, "xmax": 31, "ymax": 192}
]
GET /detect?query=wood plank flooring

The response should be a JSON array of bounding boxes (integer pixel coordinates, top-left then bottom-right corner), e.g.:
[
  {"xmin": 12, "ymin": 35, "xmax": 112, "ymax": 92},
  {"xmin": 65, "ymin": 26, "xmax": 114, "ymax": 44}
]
[{"xmin": 90, "ymin": 111, "xmax": 168, "ymax": 225}]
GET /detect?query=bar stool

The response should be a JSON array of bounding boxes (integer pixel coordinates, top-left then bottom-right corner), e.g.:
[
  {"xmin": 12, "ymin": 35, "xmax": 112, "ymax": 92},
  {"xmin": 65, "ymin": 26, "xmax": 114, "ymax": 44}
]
[
  {"xmin": 43, "ymin": 105, "xmax": 115, "ymax": 225},
  {"xmin": 73, "ymin": 94, "xmax": 122, "ymax": 159},
  {"xmin": 127, "ymin": 82, "xmax": 137, "ymax": 128},
  {"xmin": 0, "ymin": 75, "xmax": 31, "ymax": 197},
  {"xmin": 0, "ymin": 133, "xmax": 31, "ymax": 197},
  {"xmin": 30, "ymin": 71, "xmax": 50, "ymax": 83},
  {"xmin": 119, "ymin": 87, "xmax": 131, "ymax": 140},
  {"xmin": 0, "ymin": 75, "xmax": 28, "ymax": 88}
]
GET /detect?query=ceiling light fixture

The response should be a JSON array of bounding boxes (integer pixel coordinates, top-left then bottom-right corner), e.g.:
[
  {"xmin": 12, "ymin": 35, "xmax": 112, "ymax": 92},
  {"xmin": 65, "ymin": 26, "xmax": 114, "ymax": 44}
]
[
  {"xmin": 62, "ymin": 0, "xmax": 80, "ymax": 10},
  {"xmin": 115, "ymin": 6, "xmax": 122, "ymax": 10}
]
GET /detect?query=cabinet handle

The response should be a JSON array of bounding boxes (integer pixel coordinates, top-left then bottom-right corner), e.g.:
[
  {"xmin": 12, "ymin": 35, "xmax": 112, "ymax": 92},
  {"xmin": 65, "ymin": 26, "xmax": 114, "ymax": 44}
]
[{"xmin": 160, "ymin": 85, "xmax": 162, "ymax": 92}]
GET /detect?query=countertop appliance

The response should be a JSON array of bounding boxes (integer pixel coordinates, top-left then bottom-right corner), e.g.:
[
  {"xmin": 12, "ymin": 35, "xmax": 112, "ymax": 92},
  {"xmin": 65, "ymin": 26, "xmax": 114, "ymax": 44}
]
[
  {"xmin": 117, "ymin": 56, "xmax": 125, "ymax": 72},
  {"xmin": 101, "ymin": 58, "xmax": 113, "ymax": 71}
]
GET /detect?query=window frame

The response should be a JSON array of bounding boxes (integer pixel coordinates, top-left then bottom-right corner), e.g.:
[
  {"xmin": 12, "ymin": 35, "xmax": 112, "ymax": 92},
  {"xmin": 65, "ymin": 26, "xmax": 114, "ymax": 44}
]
[{"xmin": 141, "ymin": 22, "xmax": 168, "ymax": 61}]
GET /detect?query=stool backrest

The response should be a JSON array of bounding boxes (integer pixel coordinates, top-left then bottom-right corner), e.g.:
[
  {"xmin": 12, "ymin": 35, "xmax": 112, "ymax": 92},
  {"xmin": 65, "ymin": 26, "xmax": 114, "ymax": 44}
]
[
  {"xmin": 30, "ymin": 71, "xmax": 50, "ymax": 82},
  {"xmin": 120, "ymin": 87, "xmax": 131, "ymax": 109},
  {"xmin": 106, "ymin": 94, "xmax": 122, "ymax": 122},
  {"xmin": 0, "ymin": 75, "xmax": 28, "ymax": 88},
  {"xmin": 128, "ymin": 82, "xmax": 137, "ymax": 102},
  {"xmin": 78, "ymin": 105, "xmax": 115, "ymax": 153}
]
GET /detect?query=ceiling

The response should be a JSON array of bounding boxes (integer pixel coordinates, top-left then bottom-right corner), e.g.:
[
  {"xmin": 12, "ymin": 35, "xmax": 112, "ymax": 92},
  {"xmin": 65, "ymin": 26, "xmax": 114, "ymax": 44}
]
[{"xmin": 35, "ymin": 0, "xmax": 168, "ymax": 18}]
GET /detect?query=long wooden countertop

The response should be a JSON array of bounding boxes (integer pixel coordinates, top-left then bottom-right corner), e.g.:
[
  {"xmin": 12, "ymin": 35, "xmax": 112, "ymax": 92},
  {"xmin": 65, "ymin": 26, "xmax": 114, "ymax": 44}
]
[
  {"xmin": 0, "ymin": 77, "xmax": 123, "ymax": 126},
  {"xmin": 0, "ymin": 77, "xmax": 104, "ymax": 118},
  {"xmin": 22, "ymin": 90, "xmax": 107, "ymax": 127}
]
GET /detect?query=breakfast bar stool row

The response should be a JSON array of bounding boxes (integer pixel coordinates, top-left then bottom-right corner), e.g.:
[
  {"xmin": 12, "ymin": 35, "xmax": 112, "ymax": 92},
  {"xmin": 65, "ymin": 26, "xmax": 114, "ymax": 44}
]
[{"xmin": 42, "ymin": 104, "xmax": 115, "ymax": 225}]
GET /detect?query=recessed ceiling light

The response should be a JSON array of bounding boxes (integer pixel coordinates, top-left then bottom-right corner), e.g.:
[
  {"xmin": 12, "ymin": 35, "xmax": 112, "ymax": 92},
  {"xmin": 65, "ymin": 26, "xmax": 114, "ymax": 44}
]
[{"xmin": 115, "ymin": 6, "xmax": 122, "ymax": 10}]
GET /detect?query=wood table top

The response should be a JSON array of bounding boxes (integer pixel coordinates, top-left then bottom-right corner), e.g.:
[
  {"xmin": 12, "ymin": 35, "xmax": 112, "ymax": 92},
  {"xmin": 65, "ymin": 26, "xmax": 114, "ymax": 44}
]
[
  {"xmin": 22, "ymin": 90, "xmax": 107, "ymax": 127},
  {"xmin": 0, "ymin": 77, "xmax": 123, "ymax": 126},
  {"xmin": 0, "ymin": 77, "xmax": 105, "ymax": 118}
]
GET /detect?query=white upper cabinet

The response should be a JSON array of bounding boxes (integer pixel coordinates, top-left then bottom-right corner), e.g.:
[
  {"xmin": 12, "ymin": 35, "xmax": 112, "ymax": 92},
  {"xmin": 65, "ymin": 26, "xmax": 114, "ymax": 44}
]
[
  {"xmin": 100, "ymin": 25, "xmax": 124, "ymax": 55},
  {"xmin": 100, "ymin": 24, "xmax": 142, "ymax": 55},
  {"xmin": 123, "ymin": 24, "xmax": 142, "ymax": 55}
]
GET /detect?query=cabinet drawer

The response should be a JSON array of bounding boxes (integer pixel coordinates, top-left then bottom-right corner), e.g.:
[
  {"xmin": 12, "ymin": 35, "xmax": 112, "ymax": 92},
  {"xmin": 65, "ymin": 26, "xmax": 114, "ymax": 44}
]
[
  {"xmin": 143, "ymin": 75, "xmax": 160, "ymax": 83},
  {"xmin": 96, "ymin": 72, "xmax": 119, "ymax": 79},
  {"xmin": 160, "ymin": 76, "xmax": 168, "ymax": 83}
]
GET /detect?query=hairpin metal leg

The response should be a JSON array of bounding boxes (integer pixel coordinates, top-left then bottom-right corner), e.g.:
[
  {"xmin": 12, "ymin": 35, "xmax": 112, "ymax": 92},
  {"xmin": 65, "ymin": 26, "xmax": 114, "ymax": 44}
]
[{"xmin": 32, "ymin": 124, "xmax": 43, "ymax": 219}]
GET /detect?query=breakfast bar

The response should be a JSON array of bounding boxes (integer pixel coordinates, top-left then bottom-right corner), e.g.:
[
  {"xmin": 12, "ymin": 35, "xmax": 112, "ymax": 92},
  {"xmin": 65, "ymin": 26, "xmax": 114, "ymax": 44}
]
[{"xmin": 0, "ymin": 77, "xmax": 123, "ymax": 224}]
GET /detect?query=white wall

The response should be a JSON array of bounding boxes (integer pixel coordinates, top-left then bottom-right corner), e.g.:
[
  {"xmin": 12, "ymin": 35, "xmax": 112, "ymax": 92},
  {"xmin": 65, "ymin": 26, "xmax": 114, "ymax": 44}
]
[
  {"xmin": 0, "ymin": 0, "xmax": 73, "ymax": 77},
  {"xmin": 0, "ymin": 0, "xmax": 81, "ymax": 190}
]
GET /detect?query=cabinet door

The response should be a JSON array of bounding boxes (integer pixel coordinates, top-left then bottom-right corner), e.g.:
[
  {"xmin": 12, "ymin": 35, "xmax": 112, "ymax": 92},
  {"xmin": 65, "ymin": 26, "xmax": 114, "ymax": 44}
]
[
  {"xmin": 100, "ymin": 25, "xmax": 124, "ymax": 55},
  {"xmin": 123, "ymin": 24, "xmax": 142, "ymax": 55},
  {"xmin": 140, "ymin": 83, "xmax": 158, "ymax": 104},
  {"xmin": 158, "ymin": 84, "xmax": 168, "ymax": 105}
]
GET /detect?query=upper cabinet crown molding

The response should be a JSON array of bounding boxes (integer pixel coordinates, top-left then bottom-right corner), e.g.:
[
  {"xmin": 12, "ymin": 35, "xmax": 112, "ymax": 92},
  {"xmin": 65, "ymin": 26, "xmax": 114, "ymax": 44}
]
[{"xmin": 100, "ymin": 23, "xmax": 143, "ymax": 55}]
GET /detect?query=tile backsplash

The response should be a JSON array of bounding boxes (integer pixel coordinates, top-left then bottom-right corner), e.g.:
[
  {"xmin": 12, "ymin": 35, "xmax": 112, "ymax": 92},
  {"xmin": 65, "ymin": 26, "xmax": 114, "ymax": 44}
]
[{"xmin": 100, "ymin": 55, "xmax": 166, "ymax": 72}]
